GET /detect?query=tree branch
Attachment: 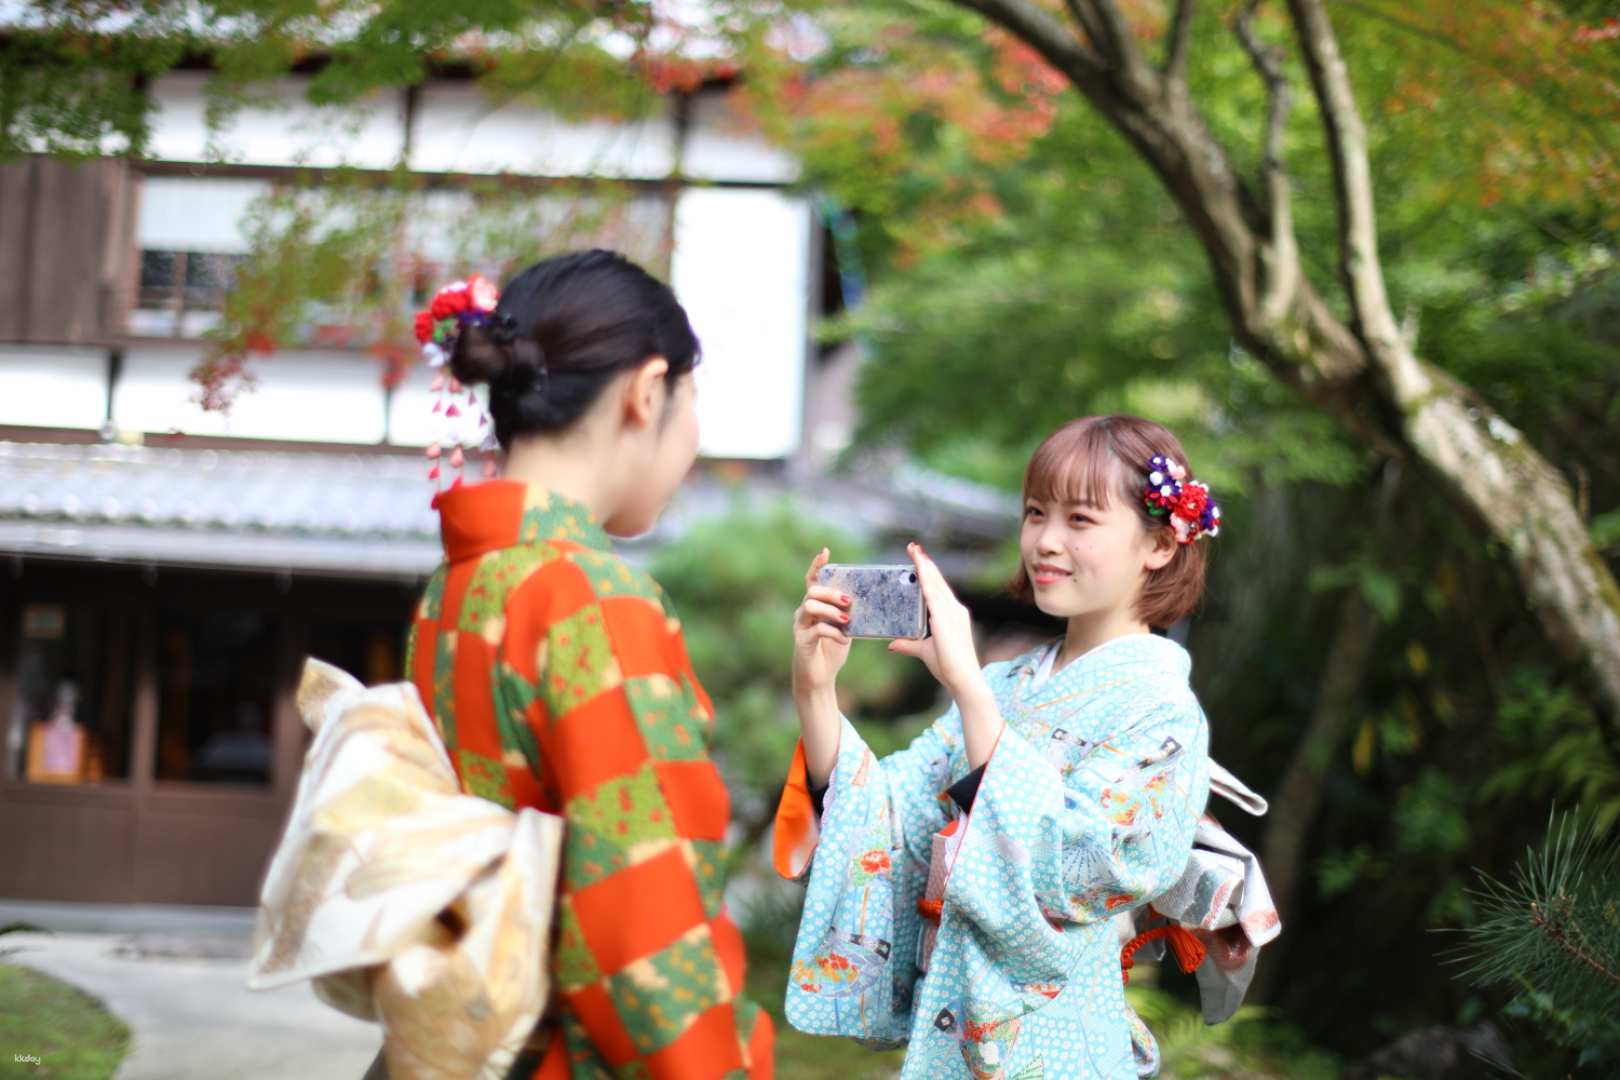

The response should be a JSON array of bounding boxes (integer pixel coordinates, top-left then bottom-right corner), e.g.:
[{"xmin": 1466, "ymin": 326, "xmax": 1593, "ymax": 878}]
[
  {"xmin": 1234, "ymin": 0, "xmax": 1297, "ymax": 323},
  {"xmin": 1164, "ymin": 0, "xmax": 1195, "ymax": 87},
  {"xmin": 1074, "ymin": 0, "xmax": 1158, "ymax": 81},
  {"xmin": 950, "ymin": 0, "xmax": 1371, "ymax": 403},
  {"xmin": 1061, "ymin": 0, "xmax": 1107, "ymax": 52},
  {"xmin": 951, "ymin": 0, "xmax": 1105, "ymax": 83},
  {"xmin": 951, "ymin": 0, "xmax": 1620, "ymax": 744},
  {"xmin": 1073, "ymin": 0, "xmax": 1131, "ymax": 62},
  {"xmin": 1284, "ymin": 0, "xmax": 1412, "ymax": 391},
  {"xmin": 1284, "ymin": 0, "xmax": 1620, "ymax": 748}
]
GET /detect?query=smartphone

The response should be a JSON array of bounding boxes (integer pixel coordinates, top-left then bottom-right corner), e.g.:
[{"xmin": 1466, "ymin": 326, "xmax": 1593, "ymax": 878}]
[{"xmin": 816, "ymin": 563, "xmax": 929, "ymax": 640}]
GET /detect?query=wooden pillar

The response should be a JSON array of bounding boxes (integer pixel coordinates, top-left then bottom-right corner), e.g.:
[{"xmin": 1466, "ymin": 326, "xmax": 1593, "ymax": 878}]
[
  {"xmin": 130, "ymin": 611, "xmax": 157, "ymax": 796},
  {"xmin": 125, "ymin": 606, "xmax": 159, "ymax": 902},
  {"xmin": 272, "ymin": 610, "xmax": 307, "ymax": 805},
  {"xmin": 0, "ymin": 156, "xmax": 135, "ymax": 343},
  {"xmin": 0, "ymin": 571, "xmax": 18, "ymax": 780}
]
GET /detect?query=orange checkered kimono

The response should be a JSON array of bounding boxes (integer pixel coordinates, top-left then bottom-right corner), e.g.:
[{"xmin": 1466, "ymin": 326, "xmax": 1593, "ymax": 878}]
[{"xmin": 406, "ymin": 481, "xmax": 773, "ymax": 1079}]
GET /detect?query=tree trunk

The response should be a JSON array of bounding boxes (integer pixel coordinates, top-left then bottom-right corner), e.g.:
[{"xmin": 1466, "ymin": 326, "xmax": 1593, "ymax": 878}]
[
  {"xmin": 1251, "ymin": 462, "xmax": 1399, "ymax": 1001},
  {"xmin": 1251, "ymin": 585, "xmax": 1379, "ymax": 1001},
  {"xmin": 949, "ymin": 0, "xmax": 1620, "ymax": 758}
]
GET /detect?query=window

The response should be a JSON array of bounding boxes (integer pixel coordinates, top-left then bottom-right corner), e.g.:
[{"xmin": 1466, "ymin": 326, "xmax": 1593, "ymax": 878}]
[
  {"xmin": 134, "ymin": 249, "xmax": 246, "ymax": 335},
  {"xmin": 132, "ymin": 174, "xmax": 266, "ymax": 338},
  {"xmin": 7, "ymin": 603, "xmax": 136, "ymax": 784},
  {"xmin": 156, "ymin": 608, "xmax": 278, "ymax": 786}
]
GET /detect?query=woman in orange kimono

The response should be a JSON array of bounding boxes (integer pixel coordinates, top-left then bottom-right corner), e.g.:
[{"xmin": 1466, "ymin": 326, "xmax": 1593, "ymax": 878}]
[{"xmin": 403, "ymin": 251, "xmax": 772, "ymax": 1079}]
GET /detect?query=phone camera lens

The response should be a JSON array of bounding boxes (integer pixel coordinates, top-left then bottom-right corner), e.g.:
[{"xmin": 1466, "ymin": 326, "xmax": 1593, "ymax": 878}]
[{"xmin": 907, "ymin": 572, "xmax": 917, "ymax": 583}]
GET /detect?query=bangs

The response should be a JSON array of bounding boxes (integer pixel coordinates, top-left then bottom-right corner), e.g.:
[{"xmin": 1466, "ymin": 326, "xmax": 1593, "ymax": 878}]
[{"xmin": 1022, "ymin": 419, "xmax": 1130, "ymax": 509}]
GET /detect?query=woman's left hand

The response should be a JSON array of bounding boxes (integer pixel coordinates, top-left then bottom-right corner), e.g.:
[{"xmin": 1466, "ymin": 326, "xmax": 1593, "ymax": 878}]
[{"xmin": 889, "ymin": 542, "xmax": 986, "ymax": 698}]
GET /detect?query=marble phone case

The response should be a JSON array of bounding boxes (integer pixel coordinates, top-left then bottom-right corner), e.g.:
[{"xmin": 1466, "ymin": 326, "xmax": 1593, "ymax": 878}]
[{"xmin": 817, "ymin": 563, "xmax": 928, "ymax": 640}]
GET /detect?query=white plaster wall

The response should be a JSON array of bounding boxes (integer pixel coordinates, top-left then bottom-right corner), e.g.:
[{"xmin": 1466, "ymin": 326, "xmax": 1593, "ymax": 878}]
[
  {"xmin": 408, "ymin": 84, "xmax": 677, "ymax": 179},
  {"xmin": 671, "ymin": 188, "xmax": 810, "ymax": 460},
  {"xmin": 387, "ymin": 358, "xmax": 490, "ymax": 451},
  {"xmin": 0, "ymin": 347, "xmax": 109, "ymax": 430},
  {"xmin": 113, "ymin": 346, "xmax": 388, "ymax": 443},
  {"xmin": 681, "ymin": 91, "xmax": 800, "ymax": 184},
  {"xmin": 136, "ymin": 176, "xmax": 273, "ymax": 253},
  {"xmin": 146, "ymin": 72, "xmax": 407, "ymax": 168}
]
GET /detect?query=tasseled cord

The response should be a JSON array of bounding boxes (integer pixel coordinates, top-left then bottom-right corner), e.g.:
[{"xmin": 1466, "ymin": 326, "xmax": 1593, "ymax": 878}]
[{"xmin": 1120, "ymin": 911, "xmax": 1206, "ymax": 986}]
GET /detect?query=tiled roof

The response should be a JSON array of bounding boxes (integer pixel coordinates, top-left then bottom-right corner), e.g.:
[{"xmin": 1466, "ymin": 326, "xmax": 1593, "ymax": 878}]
[
  {"xmin": 0, "ymin": 441, "xmax": 437, "ymax": 536},
  {"xmin": 0, "ymin": 441, "xmax": 1019, "ymax": 580},
  {"xmin": 0, "ymin": 441, "xmax": 440, "ymax": 578}
]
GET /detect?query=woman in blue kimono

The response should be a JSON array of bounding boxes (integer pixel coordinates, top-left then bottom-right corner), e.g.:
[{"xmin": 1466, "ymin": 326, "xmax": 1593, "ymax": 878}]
[{"xmin": 772, "ymin": 415, "xmax": 1223, "ymax": 1079}]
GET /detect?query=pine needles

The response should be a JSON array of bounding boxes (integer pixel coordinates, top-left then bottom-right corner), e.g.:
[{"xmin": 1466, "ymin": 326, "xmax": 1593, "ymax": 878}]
[{"xmin": 1451, "ymin": 811, "xmax": 1620, "ymax": 1061}]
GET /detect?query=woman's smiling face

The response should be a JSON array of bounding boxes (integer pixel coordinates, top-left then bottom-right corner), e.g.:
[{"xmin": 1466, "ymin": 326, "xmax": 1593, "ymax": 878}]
[
  {"xmin": 1012, "ymin": 417, "xmax": 1208, "ymax": 631},
  {"xmin": 1019, "ymin": 473, "xmax": 1168, "ymax": 622}
]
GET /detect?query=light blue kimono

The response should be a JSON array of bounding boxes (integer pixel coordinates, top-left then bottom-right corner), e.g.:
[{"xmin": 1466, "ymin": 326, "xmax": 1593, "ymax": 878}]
[{"xmin": 783, "ymin": 634, "xmax": 1211, "ymax": 1079}]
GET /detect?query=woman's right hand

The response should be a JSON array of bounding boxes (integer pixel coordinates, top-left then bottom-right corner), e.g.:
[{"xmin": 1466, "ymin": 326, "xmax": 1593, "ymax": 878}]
[{"xmin": 792, "ymin": 548, "xmax": 853, "ymax": 701}]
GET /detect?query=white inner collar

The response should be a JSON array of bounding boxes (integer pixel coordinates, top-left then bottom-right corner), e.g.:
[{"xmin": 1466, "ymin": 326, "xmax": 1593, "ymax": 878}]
[{"xmin": 1030, "ymin": 640, "xmax": 1061, "ymax": 689}]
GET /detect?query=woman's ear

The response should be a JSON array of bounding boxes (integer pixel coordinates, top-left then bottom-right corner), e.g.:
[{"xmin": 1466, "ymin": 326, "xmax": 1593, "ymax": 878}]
[
  {"xmin": 621, "ymin": 356, "xmax": 671, "ymax": 429},
  {"xmin": 1144, "ymin": 525, "xmax": 1178, "ymax": 572}
]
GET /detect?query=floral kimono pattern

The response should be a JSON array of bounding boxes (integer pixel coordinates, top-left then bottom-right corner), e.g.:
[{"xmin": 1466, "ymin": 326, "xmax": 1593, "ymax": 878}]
[
  {"xmin": 407, "ymin": 481, "xmax": 771, "ymax": 1079},
  {"xmin": 773, "ymin": 634, "xmax": 1210, "ymax": 1079}
]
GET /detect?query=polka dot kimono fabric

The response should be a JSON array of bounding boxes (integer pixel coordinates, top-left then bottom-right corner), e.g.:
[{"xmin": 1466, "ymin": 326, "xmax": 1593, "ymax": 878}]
[{"xmin": 784, "ymin": 635, "xmax": 1211, "ymax": 1080}]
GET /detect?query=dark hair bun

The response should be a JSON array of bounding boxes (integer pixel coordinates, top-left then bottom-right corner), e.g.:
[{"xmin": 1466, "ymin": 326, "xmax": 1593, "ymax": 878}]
[
  {"xmin": 445, "ymin": 250, "xmax": 700, "ymax": 449},
  {"xmin": 488, "ymin": 338, "xmax": 547, "ymax": 401},
  {"xmin": 447, "ymin": 323, "xmax": 512, "ymax": 387}
]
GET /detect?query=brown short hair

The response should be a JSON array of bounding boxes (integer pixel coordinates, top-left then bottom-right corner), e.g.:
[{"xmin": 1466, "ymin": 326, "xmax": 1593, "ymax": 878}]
[{"xmin": 1009, "ymin": 415, "xmax": 1210, "ymax": 629}]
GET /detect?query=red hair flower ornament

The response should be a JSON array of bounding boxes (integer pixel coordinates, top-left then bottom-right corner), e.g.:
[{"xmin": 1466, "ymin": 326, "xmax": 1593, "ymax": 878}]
[
  {"xmin": 415, "ymin": 274, "xmax": 501, "ymax": 491},
  {"xmin": 1143, "ymin": 455, "xmax": 1222, "ymax": 545}
]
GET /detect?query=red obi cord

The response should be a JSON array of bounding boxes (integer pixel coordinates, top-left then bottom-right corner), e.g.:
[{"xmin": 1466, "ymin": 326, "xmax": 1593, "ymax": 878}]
[{"xmin": 1119, "ymin": 909, "xmax": 1206, "ymax": 985}]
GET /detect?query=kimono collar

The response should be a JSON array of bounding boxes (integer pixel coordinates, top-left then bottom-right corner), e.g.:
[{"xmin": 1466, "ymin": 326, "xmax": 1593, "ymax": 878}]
[
  {"xmin": 1009, "ymin": 632, "xmax": 1190, "ymax": 685},
  {"xmin": 434, "ymin": 482, "xmax": 611, "ymax": 563}
]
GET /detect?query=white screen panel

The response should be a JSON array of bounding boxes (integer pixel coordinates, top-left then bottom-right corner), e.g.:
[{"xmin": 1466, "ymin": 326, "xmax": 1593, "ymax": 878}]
[
  {"xmin": 409, "ymin": 84, "xmax": 676, "ymax": 179},
  {"xmin": 114, "ymin": 346, "xmax": 387, "ymax": 443},
  {"xmin": 671, "ymin": 188, "xmax": 810, "ymax": 460},
  {"xmin": 136, "ymin": 176, "xmax": 272, "ymax": 254},
  {"xmin": 387, "ymin": 357, "xmax": 492, "ymax": 450},
  {"xmin": 147, "ymin": 72, "xmax": 406, "ymax": 168},
  {"xmin": 0, "ymin": 347, "xmax": 108, "ymax": 430}
]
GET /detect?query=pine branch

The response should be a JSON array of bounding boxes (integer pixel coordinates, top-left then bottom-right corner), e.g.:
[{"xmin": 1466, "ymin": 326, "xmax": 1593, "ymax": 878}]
[
  {"xmin": 1529, "ymin": 900, "xmax": 1620, "ymax": 989},
  {"xmin": 1450, "ymin": 810, "xmax": 1620, "ymax": 1048}
]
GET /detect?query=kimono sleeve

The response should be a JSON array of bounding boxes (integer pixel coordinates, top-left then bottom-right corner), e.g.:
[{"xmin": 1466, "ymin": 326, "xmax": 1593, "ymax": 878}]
[
  {"xmin": 942, "ymin": 693, "xmax": 1211, "ymax": 987},
  {"xmin": 772, "ymin": 708, "xmax": 958, "ymax": 882},
  {"xmin": 775, "ymin": 709, "xmax": 962, "ymax": 1044}
]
